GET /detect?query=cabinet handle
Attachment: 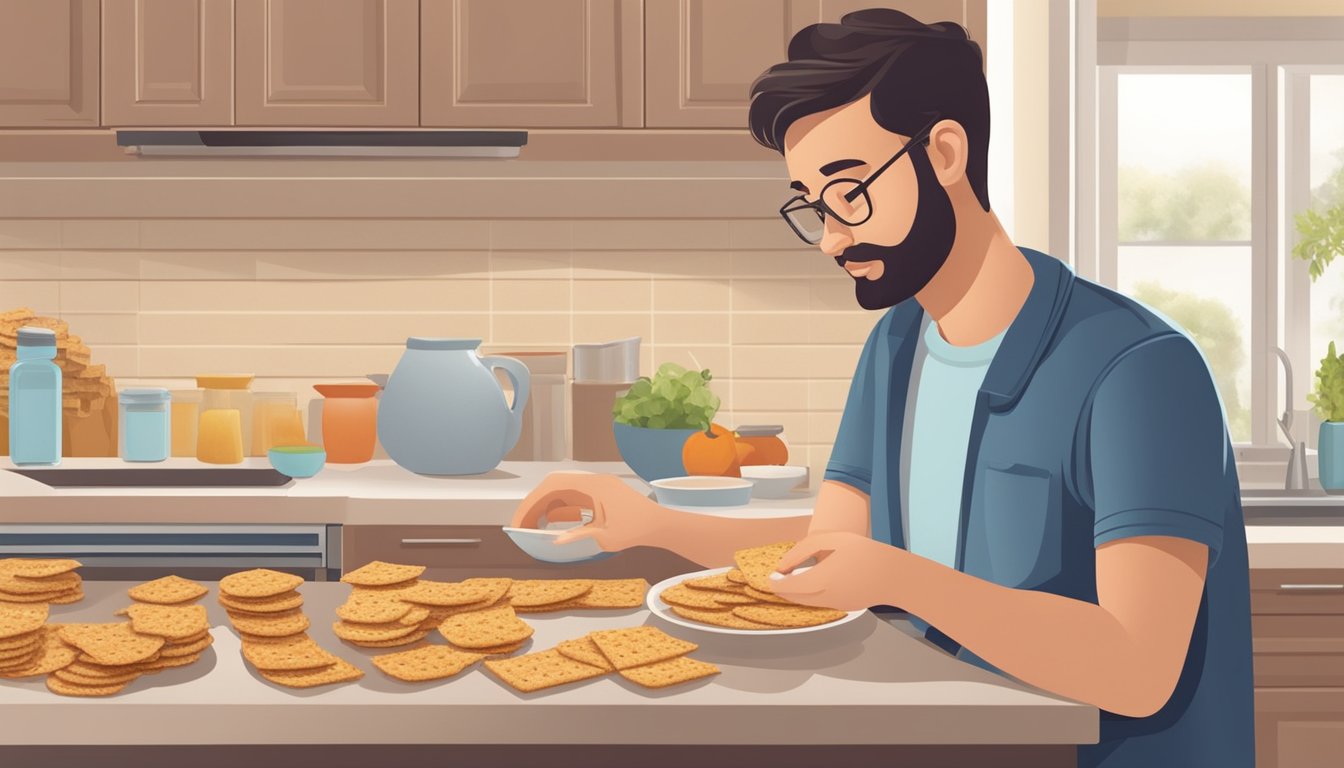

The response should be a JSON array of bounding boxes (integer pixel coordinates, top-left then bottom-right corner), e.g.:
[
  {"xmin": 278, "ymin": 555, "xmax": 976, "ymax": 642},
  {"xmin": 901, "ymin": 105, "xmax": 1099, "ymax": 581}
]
[
  {"xmin": 400, "ymin": 538, "xmax": 483, "ymax": 546},
  {"xmin": 1278, "ymin": 584, "xmax": 1344, "ymax": 591}
]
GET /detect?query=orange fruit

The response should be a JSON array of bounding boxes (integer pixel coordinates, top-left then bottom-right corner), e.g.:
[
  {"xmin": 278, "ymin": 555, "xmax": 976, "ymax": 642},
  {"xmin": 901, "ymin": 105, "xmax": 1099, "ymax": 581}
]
[
  {"xmin": 682, "ymin": 424, "xmax": 741, "ymax": 477},
  {"xmin": 738, "ymin": 435, "xmax": 788, "ymax": 466}
]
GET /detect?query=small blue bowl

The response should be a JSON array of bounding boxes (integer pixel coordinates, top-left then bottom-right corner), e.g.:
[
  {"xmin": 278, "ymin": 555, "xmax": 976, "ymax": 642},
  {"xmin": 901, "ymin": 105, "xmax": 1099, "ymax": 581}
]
[
  {"xmin": 612, "ymin": 422, "xmax": 699, "ymax": 483},
  {"xmin": 268, "ymin": 446, "xmax": 326, "ymax": 478}
]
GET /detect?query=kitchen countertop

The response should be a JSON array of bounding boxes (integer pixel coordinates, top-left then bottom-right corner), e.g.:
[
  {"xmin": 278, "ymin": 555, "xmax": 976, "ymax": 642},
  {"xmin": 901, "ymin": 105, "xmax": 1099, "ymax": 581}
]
[{"xmin": 0, "ymin": 580, "xmax": 1097, "ymax": 747}]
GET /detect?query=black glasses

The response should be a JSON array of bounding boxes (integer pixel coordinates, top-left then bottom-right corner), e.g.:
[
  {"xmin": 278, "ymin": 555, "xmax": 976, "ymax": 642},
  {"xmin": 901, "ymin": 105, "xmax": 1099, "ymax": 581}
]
[{"xmin": 779, "ymin": 116, "xmax": 941, "ymax": 245}]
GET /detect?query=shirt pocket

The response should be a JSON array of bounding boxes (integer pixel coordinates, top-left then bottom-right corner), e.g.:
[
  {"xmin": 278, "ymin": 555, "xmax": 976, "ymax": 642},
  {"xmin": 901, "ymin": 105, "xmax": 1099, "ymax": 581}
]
[{"xmin": 981, "ymin": 463, "xmax": 1062, "ymax": 588}]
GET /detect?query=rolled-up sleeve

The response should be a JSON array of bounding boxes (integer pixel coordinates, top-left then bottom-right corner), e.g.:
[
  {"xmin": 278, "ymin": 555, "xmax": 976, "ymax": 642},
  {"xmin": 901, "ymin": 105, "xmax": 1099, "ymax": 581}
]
[
  {"xmin": 1084, "ymin": 334, "xmax": 1229, "ymax": 561},
  {"xmin": 823, "ymin": 322, "xmax": 883, "ymax": 496}
]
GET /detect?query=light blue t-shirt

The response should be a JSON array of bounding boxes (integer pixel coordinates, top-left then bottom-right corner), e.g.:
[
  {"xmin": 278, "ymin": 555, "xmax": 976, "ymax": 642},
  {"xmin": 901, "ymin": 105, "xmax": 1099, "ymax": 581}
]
[{"xmin": 901, "ymin": 317, "xmax": 1006, "ymax": 567}]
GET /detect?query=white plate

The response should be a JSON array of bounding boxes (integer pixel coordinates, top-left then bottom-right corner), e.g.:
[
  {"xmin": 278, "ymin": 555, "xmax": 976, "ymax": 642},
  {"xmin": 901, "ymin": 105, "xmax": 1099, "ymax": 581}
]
[{"xmin": 646, "ymin": 566, "xmax": 866, "ymax": 636}]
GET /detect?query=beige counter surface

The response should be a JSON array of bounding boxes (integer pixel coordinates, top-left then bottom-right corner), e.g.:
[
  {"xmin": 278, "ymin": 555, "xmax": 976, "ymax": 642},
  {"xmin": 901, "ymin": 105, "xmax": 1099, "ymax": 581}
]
[{"xmin": 0, "ymin": 580, "xmax": 1097, "ymax": 747}]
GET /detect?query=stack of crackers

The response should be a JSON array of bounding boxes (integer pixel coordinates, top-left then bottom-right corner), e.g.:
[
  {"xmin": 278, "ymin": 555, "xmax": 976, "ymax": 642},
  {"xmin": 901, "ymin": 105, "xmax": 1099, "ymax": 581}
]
[
  {"xmin": 0, "ymin": 558, "xmax": 84, "ymax": 606},
  {"xmin": 335, "ymin": 561, "xmax": 457, "ymax": 648},
  {"xmin": 0, "ymin": 604, "xmax": 77, "ymax": 681},
  {"xmin": 661, "ymin": 542, "xmax": 848, "ymax": 631},
  {"xmin": 485, "ymin": 626, "xmax": 719, "ymax": 693},
  {"xmin": 219, "ymin": 568, "xmax": 362, "ymax": 689},
  {"xmin": 0, "ymin": 308, "xmax": 115, "ymax": 420}
]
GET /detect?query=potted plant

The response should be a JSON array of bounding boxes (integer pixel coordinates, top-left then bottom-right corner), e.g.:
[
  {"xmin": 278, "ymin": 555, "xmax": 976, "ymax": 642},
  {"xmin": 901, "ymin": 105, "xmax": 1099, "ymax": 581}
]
[
  {"xmin": 611, "ymin": 363, "xmax": 720, "ymax": 482},
  {"xmin": 1309, "ymin": 342, "xmax": 1344, "ymax": 491}
]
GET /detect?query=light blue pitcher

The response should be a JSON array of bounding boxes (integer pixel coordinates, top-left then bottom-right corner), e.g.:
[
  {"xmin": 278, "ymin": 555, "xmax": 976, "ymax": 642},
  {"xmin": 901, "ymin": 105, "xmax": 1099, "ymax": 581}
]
[{"xmin": 378, "ymin": 338, "xmax": 531, "ymax": 475}]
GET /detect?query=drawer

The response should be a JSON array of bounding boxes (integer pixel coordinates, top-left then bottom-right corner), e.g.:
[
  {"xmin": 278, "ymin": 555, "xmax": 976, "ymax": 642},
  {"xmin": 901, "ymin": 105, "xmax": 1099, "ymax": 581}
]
[
  {"xmin": 342, "ymin": 525, "xmax": 700, "ymax": 583},
  {"xmin": 1253, "ymin": 614, "xmax": 1344, "ymax": 687},
  {"xmin": 1251, "ymin": 570, "xmax": 1344, "ymax": 615}
]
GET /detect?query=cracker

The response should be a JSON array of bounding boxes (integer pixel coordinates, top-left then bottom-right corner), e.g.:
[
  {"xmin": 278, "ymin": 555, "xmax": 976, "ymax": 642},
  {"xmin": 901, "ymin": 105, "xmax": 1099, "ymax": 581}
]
[
  {"xmin": 619, "ymin": 656, "xmax": 720, "ymax": 689},
  {"xmin": 259, "ymin": 657, "xmax": 363, "ymax": 689},
  {"xmin": 54, "ymin": 667, "xmax": 141, "ymax": 687},
  {"xmin": 349, "ymin": 629, "xmax": 431, "ymax": 648},
  {"xmin": 457, "ymin": 578, "xmax": 513, "ymax": 606},
  {"xmin": 398, "ymin": 580, "xmax": 493, "ymax": 607},
  {"xmin": 340, "ymin": 560, "xmax": 426, "ymax": 587},
  {"xmin": 218, "ymin": 591, "xmax": 303, "ymax": 614},
  {"xmin": 683, "ymin": 573, "xmax": 744, "ymax": 592},
  {"xmin": 125, "ymin": 603, "xmax": 209, "ymax": 640},
  {"xmin": 0, "ymin": 640, "xmax": 38, "ymax": 660},
  {"xmin": 226, "ymin": 609, "xmax": 310, "ymax": 637},
  {"xmin": 733, "ymin": 541, "xmax": 795, "ymax": 593},
  {"xmin": 670, "ymin": 605, "xmax": 776, "ymax": 630},
  {"xmin": 0, "ymin": 587, "xmax": 77, "ymax": 603},
  {"xmin": 438, "ymin": 604, "xmax": 533, "ymax": 649},
  {"xmin": 219, "ymin": 569, "xmax": 304, "ymax": 599},
  {"xmin": 587, "ymin": 626, "xmax": 697, "ymax": 671},
  {"xmin": 511, "ymin": 599, "xmax": 586, "ymax": 614},
  {"xmin": 0, "ymin": 572, "xmax": 81, "ymax": 595},
  {"xmin": 45, "ymin": 674, "xmax": 130, "ymax": 697},
  {"xmin": 397, "ymin": 606, "xmax": 431, "ymax": 627},
  {"xmin": 505, "ymin": 579, "xmax": 593, "ymax": 608},
  {"xmin": 742, "ymin": 585, "xmax": 793, "ymax": 605},
  {"xmin": 0, "ymin": 650, "xmax": 38, "ymax": 670},
  {"xmin": 335, "ymin": 592, "xmax": 413, "ymax": 624},
  {"xmin": 64, "ymin": 660, "xmax": 144, "ymax": 680},
  {"xmin": 660, "ymin": 584, "xmax": 756, "ymax": 610},
  {"xmin": 0, "ymin": 629, "xmax": 40, "ymax": 651},
  {"xmin": 240, "ymin": 634, "xmax": 339, "ymax": 671},
  {"xmin": 572, "ymin": 578, "xmax": 648, "ymax": 609},
  {"xmin": 139, "ymin": 653, "xmax": 203, "ymax": 672},
  {"xmin": 332, "ymin": 620, "xmax": 420, "ymax": 644},
  {"xmin": 48, "ymin": 590, "xmax": 84, "ymax": 605},
  {"xmin": 159, "ymin": 634, "xmax": 213, "ymax": 658},
  {"xmin": 0, "ymin": 558, "xmax": 81, "ymax": 578},
  {"xmin": 725, "ymin": 569, "xmax": 748, "ymax": 585},
  {"xmin": 555, "ymin": 635, "xmax": 615, "ymax": 672},
  {"xmin": 373, "ymin": 645, "xmax": 484, "ymax": 682},
  {"xmin": 449, "ymin": 638, "xmax": 527, "ymax": 657},
  {"xmin": 58, "ymin": 623, "xmax": 164, "ymax": 665},
  {"xmin": 167, "ymin": 629, "xmax": 210, "ymax": 646},
  {"xmin": 483, "ymin": 649, "xmax": 607, "ymax": 693},
  {"xmin": 127, "ymin": 575, "xmax": 207, "ymax": 605},
  {"xmin": 731, "ymin": 604, "xmax": 847, "ymax": 628}
]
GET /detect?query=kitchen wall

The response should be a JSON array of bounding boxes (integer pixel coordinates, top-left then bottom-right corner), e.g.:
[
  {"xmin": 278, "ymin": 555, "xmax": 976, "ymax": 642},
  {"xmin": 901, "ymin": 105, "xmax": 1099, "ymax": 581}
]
[{"xmin": 0, "ymin": 162, "xmax": 877, "ymax": 481}]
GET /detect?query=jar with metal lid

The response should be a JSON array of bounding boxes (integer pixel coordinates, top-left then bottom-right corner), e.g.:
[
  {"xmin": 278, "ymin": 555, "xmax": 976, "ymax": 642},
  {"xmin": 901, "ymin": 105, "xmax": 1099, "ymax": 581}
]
[
  {"xmin": 734, "ymin": 424, "xmax": 789, "ymax": 466},
  {"xmin": 119, "ymin": 388, "xmax": 171, "ymax": 462}
]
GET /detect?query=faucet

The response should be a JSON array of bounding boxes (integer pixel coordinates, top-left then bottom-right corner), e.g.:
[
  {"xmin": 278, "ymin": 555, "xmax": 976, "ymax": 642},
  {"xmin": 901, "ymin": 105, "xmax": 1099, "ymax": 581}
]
[{"xmin": 1275, "ymin": 347, "xmax": 1310, "ymax": 491}]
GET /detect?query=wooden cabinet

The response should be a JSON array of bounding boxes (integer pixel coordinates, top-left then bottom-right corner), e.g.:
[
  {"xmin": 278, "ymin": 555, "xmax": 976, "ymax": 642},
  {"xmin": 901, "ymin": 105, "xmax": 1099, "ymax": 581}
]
[
  {"xmin": 102, "ymin": 0, "xmax": 233, "ymax": 126},
  {"xmin": 1251, "ymin": 569, "xmax": 1344, "ymax": 768},
  {"xmin": 0, "ymin": 0, "xmax": 99, "ymax": 127},
  {"xmin": 343, "ymin": 525, "xmax": 700, "ymax": 583},
  {"xmin": 644, "ymin": 0, "xmax": 986, "ymax": 129},
  {"xmin": 421, "ymin": 0, "xmax": 639, "ymax": 128},
  {"xmin": 235, "ymin": 0, "xmax": 419, "ymax": 126}
]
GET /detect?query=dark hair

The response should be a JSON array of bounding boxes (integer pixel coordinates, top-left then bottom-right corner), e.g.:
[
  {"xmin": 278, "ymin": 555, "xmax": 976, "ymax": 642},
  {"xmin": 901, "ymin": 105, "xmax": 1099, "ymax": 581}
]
[{"xmin": 749, "ymin": 8, "xmax": 991, "ymax": 211}]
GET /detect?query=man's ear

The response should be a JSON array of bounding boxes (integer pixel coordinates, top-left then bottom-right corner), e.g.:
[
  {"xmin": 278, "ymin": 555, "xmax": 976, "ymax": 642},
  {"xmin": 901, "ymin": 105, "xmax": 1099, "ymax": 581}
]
[{"xmin": 925, "ymin": 119, "xmax": 969, "ymax": 187}]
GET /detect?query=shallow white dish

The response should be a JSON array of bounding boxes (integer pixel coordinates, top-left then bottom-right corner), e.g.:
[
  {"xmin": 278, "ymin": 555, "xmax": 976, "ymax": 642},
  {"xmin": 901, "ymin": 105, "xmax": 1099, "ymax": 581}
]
[
  {"xmin": 649, "ymin": 476, "xmax": 754, "ymax": 508},
  {"xmin": 501, "ymin": 525, "xmax": 612, "ymax": 564},
  {"xmin": 740, "ymin": 465, "xmax": 808, "ymax": 498},
  {"xmin": 646, "ymin": 566, "xmax": 866, "ymax": 636}
]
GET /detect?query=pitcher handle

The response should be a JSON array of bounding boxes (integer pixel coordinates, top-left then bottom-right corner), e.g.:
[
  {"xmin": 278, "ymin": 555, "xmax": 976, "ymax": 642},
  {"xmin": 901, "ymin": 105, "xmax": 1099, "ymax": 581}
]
[{"xmin": 480, "ymin": 355, "xmax": 531, "ymax": 454}]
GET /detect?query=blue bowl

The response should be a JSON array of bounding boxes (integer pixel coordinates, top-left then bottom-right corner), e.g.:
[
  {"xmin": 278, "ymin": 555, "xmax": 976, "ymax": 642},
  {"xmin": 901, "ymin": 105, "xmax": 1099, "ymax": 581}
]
[
  {"xmin": 268, "ymin": 446, "xmax": 326, "ymax": 478},
  {"xmin": 612, "ymin": 423, "xmax": 699, "ymax": 483}
]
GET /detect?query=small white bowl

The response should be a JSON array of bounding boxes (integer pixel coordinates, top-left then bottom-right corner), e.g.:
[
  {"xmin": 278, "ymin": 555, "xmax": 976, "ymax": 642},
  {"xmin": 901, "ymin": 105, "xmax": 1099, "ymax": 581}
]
[
  {"xmin": 650, "ymin": 476, "xmax": 754, "ymax": 508},
  {"xmin": 501, "ymin": 526, "xmax": 611, "ymax": 564},
  {"xmin": 740, "ymin": 465, "xmax": 809, "ymax": 498}
]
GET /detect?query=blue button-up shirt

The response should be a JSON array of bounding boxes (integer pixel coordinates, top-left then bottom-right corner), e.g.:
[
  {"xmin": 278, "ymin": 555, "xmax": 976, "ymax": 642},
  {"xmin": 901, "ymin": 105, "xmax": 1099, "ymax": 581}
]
[{"xmin": 824, "ymin": 248, "xmax": 1254, "ymax": 768}]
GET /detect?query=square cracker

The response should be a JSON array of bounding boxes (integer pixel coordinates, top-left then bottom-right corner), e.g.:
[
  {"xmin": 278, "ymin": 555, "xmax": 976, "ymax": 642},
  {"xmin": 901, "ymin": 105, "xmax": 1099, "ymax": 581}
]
[
  {"xmin": 240, "ymin": 634, "xmax": 339, "ymax": 671},
  {"xmin": 555, "ymin": 635, "xmax": 615, "ymax": 672},
  {"xmin": 127, "ymin": 575, "xmax": 207, "ymax": 605},
  {"xmin": 350, "ymin": 629, "xmax": 431, "ymax": 648},
  {"xmin": 574, "ymin": 578, "xmax": 648, "ymax": 609},
  {"xmin": 125, "ymin": 603, "xmax": 209, "ymax": 640},
  {"xmin": 483, "ymin": 649, "xmax": 607, "ymax": 693},
  {"xmin": 226, "ymin": 608, "xmax": 310, "ymax": 637},
  {"xmin": 373, "ymin": 645, "xmax": 484, "ymax": 682},
  {"xmin": 588, "ymin": 626, "xmax": 697, "ymax": 671},
  {"xmin": 438, "ymin": 604, "xmax": 533, "ymax": 649},
  {"xmin": 397, "ymin": 580, "xmax": 494, "ymax": 607},
  {"xmin": 619, "ymin": 656, "xmax": 720, "ymax": 689},
  {"xmin": 58, "ymin": 623, "xmax": 164, "ymax": 665},
  {"xmin": 733, "ymin": 541, "xmax": 796, "ymax": 593},
  {"xmin": 335, "ymin": 592, "xmax": 413, "ymax": 624},
  {"xmin": 505, "ymin": 579, "xmax": 593, "ymax": 608},
  {"xmin": 259, "ymin": 657, "xmax": 364, "ymax": 688}
]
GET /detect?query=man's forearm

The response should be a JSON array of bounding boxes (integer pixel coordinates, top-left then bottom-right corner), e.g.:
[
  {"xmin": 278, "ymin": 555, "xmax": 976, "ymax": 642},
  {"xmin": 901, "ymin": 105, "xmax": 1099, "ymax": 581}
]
[{"xmin": 889, "ymin": 554, "xmax": 1165, "ymax": 717}]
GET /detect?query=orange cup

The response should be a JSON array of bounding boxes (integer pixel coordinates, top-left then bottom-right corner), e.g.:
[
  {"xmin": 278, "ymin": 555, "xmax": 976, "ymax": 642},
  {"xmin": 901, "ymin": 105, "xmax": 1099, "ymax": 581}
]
[{"xmin": 315, "ymin": 384, "xmax": 380, "ymax": 464}]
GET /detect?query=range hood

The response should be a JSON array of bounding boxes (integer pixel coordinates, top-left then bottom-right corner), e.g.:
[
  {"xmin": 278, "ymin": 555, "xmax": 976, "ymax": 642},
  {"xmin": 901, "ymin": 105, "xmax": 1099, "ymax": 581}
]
[{"xmin": 116, "ymin": 130, "xmax": 527, "ymax": 158}]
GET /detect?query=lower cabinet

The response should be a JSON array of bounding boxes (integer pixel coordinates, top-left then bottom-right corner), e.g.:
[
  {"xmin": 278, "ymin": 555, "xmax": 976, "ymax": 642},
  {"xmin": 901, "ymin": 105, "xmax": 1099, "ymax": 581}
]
[
  {"xmin": 342, "ymin": 525, "xmax": 701, "ymax": 584},
  {"xmin": 1252, "ymin": 569, "xmax": 1344, "ymax": 768}
]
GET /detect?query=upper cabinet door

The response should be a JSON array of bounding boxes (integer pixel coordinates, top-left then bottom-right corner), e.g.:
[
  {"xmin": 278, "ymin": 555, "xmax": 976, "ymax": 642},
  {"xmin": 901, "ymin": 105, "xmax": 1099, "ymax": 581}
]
[
  {"xmin": 421, "ymin": 0, "xmax": 633, "ymax": 128},
  {"xmin": 0, "ymin": 0, "xmax": 99, "ymax": 127},
  {"xmin": 645, "ymin": 0, "xmax": 986, "ymax": 130},
  {"xmin": 102, "ymin": 0, "xmax": 234, "ymax": 126},
  {"xmin": 235, "ymin": 0, "xmax": 419, "ymax": 126}
]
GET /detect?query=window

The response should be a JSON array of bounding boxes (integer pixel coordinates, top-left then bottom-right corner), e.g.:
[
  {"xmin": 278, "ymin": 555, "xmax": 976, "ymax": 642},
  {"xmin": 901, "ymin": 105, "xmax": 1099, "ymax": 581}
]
[{"xmin": 1306, "ymin": 75, "xmax": 1344, "ymax": 379}]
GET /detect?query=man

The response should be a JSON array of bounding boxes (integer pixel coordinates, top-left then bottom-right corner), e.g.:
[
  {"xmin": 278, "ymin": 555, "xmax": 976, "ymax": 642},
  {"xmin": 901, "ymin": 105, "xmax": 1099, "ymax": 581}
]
[{"xmin": 512, "ymin": 9, "xmax": 1254, "ymax": 767}]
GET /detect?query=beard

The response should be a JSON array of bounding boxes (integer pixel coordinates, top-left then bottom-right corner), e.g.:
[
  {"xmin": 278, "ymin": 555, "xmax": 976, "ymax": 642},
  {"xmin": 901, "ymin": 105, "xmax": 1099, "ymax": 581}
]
[{"xmin": 835, "ymin": 146, "xmax": 957, "ymax": 311}]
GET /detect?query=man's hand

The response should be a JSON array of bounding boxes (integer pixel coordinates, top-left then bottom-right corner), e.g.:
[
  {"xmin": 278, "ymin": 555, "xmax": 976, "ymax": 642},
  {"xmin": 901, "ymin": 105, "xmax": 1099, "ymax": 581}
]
[
  {"xmin": 770, "ymin": 530, "xmax": 906, "ymax": 611},
  {"xmin": 510, "ymin": 472, "xmax": 667, "ymax": 553}
]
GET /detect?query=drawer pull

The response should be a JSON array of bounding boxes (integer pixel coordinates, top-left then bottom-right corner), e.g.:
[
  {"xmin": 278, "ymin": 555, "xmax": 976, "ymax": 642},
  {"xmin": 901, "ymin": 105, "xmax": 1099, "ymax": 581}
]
[
  {"xmin": 1278, "ymin": 584, "xmax": 1344, "ymax": 591},
  {"xmin": 400, "ymin": 538, "xmax": 483, "ymax": 546}
]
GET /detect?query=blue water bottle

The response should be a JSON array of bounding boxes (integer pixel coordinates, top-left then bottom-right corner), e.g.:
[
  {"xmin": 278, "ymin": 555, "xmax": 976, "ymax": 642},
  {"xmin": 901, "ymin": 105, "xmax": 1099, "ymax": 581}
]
[{"xmin": 8, "ymin": 326, "xmax": 62, "ymax": 465}]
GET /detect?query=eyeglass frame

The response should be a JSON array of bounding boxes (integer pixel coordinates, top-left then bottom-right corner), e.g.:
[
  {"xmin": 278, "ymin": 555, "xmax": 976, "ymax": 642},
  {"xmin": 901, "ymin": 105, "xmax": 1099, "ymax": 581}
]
[{"xmin": 778, "ymin": 115, "xmax": 943, "ymax": 244}]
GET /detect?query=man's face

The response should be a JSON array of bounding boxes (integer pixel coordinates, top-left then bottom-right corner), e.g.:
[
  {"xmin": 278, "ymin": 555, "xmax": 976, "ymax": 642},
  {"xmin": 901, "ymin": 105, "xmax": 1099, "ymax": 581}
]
[{"xmin": 783, "ymin": 95, "xmax": 957, "ymax": 310}]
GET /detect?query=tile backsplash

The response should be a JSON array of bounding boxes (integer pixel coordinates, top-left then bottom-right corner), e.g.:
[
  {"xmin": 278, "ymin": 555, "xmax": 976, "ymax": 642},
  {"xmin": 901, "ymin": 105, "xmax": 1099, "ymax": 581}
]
[{"xmin": 0, "ymin": 216, "xmax": 877, "ymax": 481}]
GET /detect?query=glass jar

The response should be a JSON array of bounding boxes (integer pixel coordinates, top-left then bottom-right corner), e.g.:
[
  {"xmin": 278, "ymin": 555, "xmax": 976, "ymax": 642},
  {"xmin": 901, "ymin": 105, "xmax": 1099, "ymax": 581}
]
[
  {"xmin": 251, "ymin": 391, "xmax": 299, "ymax": 456},
  {"xmin": 315, "ymin": 383, "xmax": 380, "ymax": 463},
  {"xmin": 119, "ymin": 388, "xmax": 171, "ymax": 462},
  {"xmin": 9, "ymin": 327, "xmax": 62, "ymax": 466},
  {"xmin": 170, "ymin": 389, "xmax": 202, "ymax": 458},
  {"xmin": 197, "ymin": 374, "xmax": 253, "ymax": 456},
  {"xmin": 734, "ymin": 424, "xmax": 790, "ymax": 466},
  {"xmin": 197, "ymin": 409, "xmax": 243, "ymax": 465}
]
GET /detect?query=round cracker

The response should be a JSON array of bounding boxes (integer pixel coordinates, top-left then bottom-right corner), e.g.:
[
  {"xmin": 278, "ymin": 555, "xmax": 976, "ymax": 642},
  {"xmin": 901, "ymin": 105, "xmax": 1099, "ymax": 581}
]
[
  {"xmin": 53, "ymin": 667, "xmax": 142, "ymax": 687},
  {"xmin": 437, "ymin": 604, "xmax": 533, "ymax": 649},
  {"xmin": 0, "ymin": 629, "xmax": 40, "ymax": 651},
  {"xmin": 128, "ymin": 575, "xmax": 208, "ymax": 605},
  {"xmin": 258, "ymin": 657, "xmax": 363, "ymax": 688},
  {"xmin": 340, "ymin": 561, "xmax": 426, "ymax": 587},
  {"xmin": 0, "ymin": 558, "xmax": 81, "ymax": 578},
  {"xmin": 396, "ymin": 580, "xmax": 492, "ymax": 607},
  {"xmin": 59, "ymin": 622, "xmax": 165, "ymax": 665},
  {"xmin": 226, "ymin": 608, "xmax": 310, "ymax": 637},
  {"xmin": 159, "ymin": 633, "xmax": 213, "ymax": 658},
  {"xmin": 218, "ymin": 591, "xmax": 303, "ymax": 614},
  {"xmin": 335, "ymin": 592, "xmax": 413, "ymax": 624},
  {"xmin": 332, "ymin": 620, "xmax": 420, "ymax": 644},
  {"xmin": 240, "ymin": 634, "xmax": 338, "ymax": 671},
  {"xmin": 505, "ymin": 579, "xmax": 593, "ymax": 608},
  {"xmin": 372, "ymin": 644, "xmax": 483, "ymax": 682},
  {"xmin": 0, "ymin": 603, "xmax": 49, "ymax": 640},
  {"xmin": 125, "ymin": 603, "xmax": 210, "ymax": 641},
  {"xmin": 219, "ymin": 569, "xmax": 304, "ymax": 599},
  {"xmin": 347, "ymin": 629, "xmax": 431, "ymax": 649},
  {"xmin": 46, "ymin": 673, "xmax": 130, "ymax": 697}
]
